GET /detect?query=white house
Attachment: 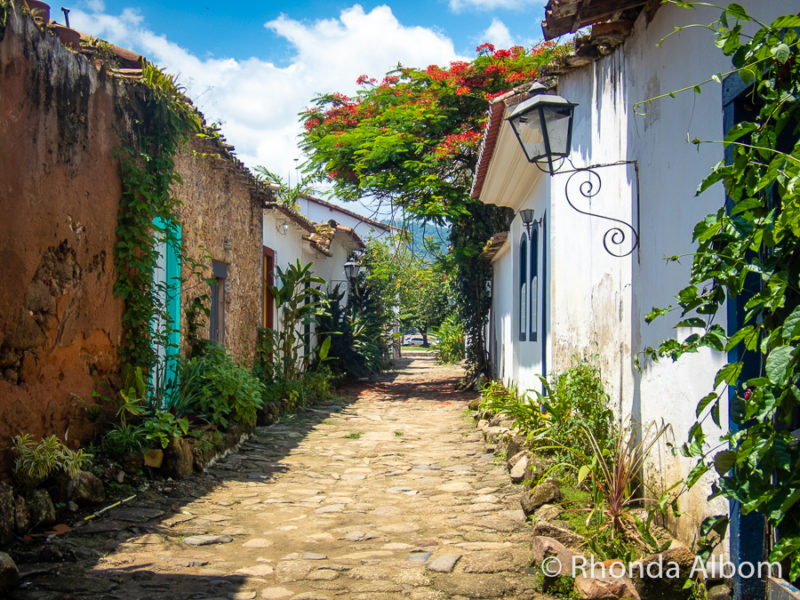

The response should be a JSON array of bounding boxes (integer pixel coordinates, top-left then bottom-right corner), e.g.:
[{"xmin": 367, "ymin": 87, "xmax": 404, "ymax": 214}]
[
  {"xmin": 261, "ymin": 200, "xmax": 365, "ymax": 359},
  {"xmin": 294, "ymin": 193, "xmax": 395, "ymax": 243},
  {"xmin": 473, "ymin": 0, "xmax": 796, "ymax": 595}
]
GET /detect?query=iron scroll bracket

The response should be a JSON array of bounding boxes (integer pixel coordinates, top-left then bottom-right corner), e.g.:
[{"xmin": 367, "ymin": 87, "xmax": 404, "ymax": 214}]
[{"xmin": 536, "ymin": 159, "xmax": 640, "ymax": 259}]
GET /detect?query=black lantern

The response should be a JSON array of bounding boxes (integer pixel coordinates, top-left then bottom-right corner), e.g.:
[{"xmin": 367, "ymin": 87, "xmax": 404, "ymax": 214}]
[
  {"xmin": 507, "ymin": 82, "xmax": 577, "ymax": 175},
  {"xmin": 344, "ymin": 260, "xmax": 361, "ymax": 281},
  {"xmin": 519, "ymin": 208, "xmax": 535, "ymax": 238}
]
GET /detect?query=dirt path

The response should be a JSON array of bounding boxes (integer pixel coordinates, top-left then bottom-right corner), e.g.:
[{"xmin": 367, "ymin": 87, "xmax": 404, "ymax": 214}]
[{"xmin": 11, "ymin": 356, "xmax": 549, "ymax": 599}]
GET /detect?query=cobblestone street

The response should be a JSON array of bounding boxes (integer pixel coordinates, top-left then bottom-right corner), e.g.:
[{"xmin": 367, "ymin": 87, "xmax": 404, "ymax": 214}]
[{"xmin": 11, "ymin": 356, "xmax": 549, "ymax": 600}]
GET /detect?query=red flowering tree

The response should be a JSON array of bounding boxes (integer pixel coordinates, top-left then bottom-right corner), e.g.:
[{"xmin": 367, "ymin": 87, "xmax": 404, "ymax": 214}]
[{"xmin": 300, "ymin": 42, "xmax": 566, "ymax": 379}]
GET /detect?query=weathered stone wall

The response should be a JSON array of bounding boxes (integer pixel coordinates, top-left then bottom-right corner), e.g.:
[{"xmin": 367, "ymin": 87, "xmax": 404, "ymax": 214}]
[
  {"xmin": 0, "ymin": 10, "xmax": 127, "ymax": 474},
  {"xmin": 173, "ymin": 138, "xmax": 265, "ymax": 365}
]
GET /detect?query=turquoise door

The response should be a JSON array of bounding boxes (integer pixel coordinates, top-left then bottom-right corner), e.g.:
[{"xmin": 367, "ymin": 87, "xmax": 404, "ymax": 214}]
[{"xmin": 151, "ymin": 217, "xmax": 181, "ymax": 408}]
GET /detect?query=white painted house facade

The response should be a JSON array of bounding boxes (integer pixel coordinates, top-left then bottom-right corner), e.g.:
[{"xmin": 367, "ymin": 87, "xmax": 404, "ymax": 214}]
[{"xmin": 473, "ymin": 0, "xmax": 797, "ymax": 588}]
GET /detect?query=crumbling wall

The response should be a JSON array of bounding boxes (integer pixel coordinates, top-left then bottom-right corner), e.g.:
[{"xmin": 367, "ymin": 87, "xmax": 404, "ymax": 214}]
[
  {"xmin": 173, "ymin": 137, "xmax": 264, "ymax": 365},
  {"xmin": 0, "ymin": 8, "xmax": 125, "ymax": 475}
]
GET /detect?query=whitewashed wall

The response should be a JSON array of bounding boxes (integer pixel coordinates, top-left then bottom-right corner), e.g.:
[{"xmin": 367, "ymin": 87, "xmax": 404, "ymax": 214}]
[
  {"xmin": 554, "ymin": 0, "xmax": 796, "ymax": 544},
  {"xmin": 295, "ymin": 196, "xmax": 392, "ymax": 242},
  {"xmin": 481, "ymin": 0, "xmax": 797, "ymax": 546}
]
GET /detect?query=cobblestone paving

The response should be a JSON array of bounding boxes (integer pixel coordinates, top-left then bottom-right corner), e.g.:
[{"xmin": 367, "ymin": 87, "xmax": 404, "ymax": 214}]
[{"xmin": 12, "ymin": 356, "xmax": 549, "ymax": 599}]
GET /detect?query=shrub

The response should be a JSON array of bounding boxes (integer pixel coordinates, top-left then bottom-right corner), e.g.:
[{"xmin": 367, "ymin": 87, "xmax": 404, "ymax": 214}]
[
  {"xmin": 178, "ymin": 346, "xmax": 264, "ymax": 428},
  {"xmin": 478, "ymin": 356, "xmax": 614, "ymax": 460},
  {"xmin": 434, "ymin": 314, "xmax": 465, "ymax": 364},
  {"xmin": 12, "ymin": 434, "xmax": 93, "ymax": 485},
  {"xmin": 534, "ymin": 356, "xmax": 615, "ymax": 458}
]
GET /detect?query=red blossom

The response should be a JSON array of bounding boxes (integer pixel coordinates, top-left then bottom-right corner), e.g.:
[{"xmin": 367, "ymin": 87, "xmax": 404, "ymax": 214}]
[
  {"xmin": 455, "ymin": 85, "xmax": 470, "ymax": 96},
  {"xmin": 476, "ymin": 42, "xmax": 496, "ymax": 55},
  {"xmin": 493, "ymin": 49, "xmax": 511, "ymax": 59}
]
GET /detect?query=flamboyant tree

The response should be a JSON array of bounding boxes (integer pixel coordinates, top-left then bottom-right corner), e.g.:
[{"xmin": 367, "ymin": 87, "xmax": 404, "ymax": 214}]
[{"xmin": 300, "ymin": 42, "xmax": 567, "ymax": 380}]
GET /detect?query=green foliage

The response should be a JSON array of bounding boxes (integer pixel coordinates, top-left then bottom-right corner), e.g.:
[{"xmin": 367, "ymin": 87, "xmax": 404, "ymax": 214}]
[
  {"xmin": 253, "ymin": 165, "xmax": 318, "ymax": 209},
  {"xmin": 481, "ymin": 356, "xmax": 614, "ymax": 460},
  {"xmin": 479, "ymin": 380, "xmax": 548, "ymax": 440},
  {"xmin": 357, "ymin": 236, "xmax": 456, "ymax": 352},
  {"xmin": 643, "ymin": 5, "xmax": 800, "ymax": 575},
  {"xmin": 317, "ymin": 254, "xmax": 393, "ymax": 380},
  {"xmin": 12, "ymin": 434, "xmax": 93, "ymax": 485},
  {"xmin": 299, "ymin": 43, "xmax": 568, "ymax": 380},
  {"xmin": 536, "ymin": 357, "xmax": 615, "ymax": 460},
  {"xmin": 271, "ymin": 260, "xmax": 330, "ymax": 381},
  {"xmin": 101, "ymin": 423, "xmax": 145, "ymax": 458},
  {"xmin": 141, "ymin": 411, "xmax": 189, "ymax": 449},
  {"xmin": 435, "ymin": 314, "xmax": 466, "ymax": 363},
  {"xmin": 178, "ymin": 346, "xmax": 264, "ymax": 428},
  {"xmin": 0, "ymin": 0, "xmax": 9, "ymax": 43}
]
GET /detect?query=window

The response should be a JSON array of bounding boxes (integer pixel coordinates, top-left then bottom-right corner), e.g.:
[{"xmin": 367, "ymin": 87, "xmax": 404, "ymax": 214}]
[
  {"xmin": 529, "ymin": 225, "xmax": 539, "ymax": 341},
  {"xmin": 210, "ymin": 260, "xmax": 227, "ymax": 346},
  {"xmin": 519, "ymin": 234, "xmax": 527, "ymax": 341}
]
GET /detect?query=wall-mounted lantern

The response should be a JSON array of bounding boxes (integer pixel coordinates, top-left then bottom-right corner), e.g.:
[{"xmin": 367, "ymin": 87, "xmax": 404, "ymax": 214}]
[
  {"xmin": 344, "ymin": 260, "xmax": 361, "ymax": 282},
  {"xmin": 519, "ymin": 208, "xmax": 536, "ymax": 238},
  {"xmin": 508, "ymin": 82, "xmax": 639, "ymax": 258},
  {"xmin": 507, "ymin": 82, "xmax": 576, "ymax": 176}
]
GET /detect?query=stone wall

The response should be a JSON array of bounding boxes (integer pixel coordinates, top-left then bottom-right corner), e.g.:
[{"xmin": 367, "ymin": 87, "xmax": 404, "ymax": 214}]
[
  {"xmin": 0, "ymin": 6, "xmax": 267, "ymax": 477},
  {"xmin": 173, "ymin": 136, "xmax": 266, "ymax": 365},
  {"xmin": 0, "ymin": 10, "xmax": 127, "ymax": 474}
]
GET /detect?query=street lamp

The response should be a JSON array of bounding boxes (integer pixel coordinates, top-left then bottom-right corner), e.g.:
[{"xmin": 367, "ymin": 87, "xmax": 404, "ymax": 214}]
[
  {"xmin": 344, "ymin": 260, "xmax": 361, "ymax": 282},
  {"xmin": 507, "ymin": 82, "xmax": 639, "ymax": 258},
  {"xmin": 507, "ymin": 82, "xmax": 577, "ymax": 176},
  {"xmin": 519, "ymin": 208, "xmax": 535, "ymax": 238}
]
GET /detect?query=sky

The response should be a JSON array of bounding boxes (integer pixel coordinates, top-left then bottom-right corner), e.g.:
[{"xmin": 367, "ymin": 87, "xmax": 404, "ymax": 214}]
[{"xmin": 66, "ymin": 0, "xmax": 548, "ymax": 214}]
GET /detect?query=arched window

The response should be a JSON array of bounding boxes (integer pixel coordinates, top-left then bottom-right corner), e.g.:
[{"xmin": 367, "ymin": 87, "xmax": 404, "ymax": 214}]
[
  {"xmin": 529, "ymin": 225, "xmax": 539, "ymax": 341},
  {"xmin": 519, "ymin": 234, "xmax": 527, "ymax": 341}
]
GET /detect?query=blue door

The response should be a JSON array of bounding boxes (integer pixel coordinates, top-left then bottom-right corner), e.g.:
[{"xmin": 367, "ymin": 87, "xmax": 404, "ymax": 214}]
[{"xmin": 151, "ymin": 218, "xmax": 181, "ymax": 408}]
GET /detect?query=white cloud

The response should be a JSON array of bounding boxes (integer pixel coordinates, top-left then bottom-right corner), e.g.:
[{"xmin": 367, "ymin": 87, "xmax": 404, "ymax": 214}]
[
  {"xmin": 478, "ymin": 18, "xmax": 515, "ymax": 49},
  {"xmin": 69, "ymin": 4, "xmax": 462, "ymax": 185},
  {"xmin": 449, "ymin": 0, "xmax": 543, "ymax": 12}
]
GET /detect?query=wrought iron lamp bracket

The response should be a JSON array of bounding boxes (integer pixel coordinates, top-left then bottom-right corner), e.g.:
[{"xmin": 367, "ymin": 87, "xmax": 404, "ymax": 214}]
[{"xmin": 540, "ymin": 158, "xmax": 640, "ymax": 259}]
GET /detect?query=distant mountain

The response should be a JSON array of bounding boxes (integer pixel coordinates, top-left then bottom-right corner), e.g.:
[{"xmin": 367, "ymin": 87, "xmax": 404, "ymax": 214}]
[{"xmin": 382, "ymin": 219, "xmax": 450, "ymax": 261}]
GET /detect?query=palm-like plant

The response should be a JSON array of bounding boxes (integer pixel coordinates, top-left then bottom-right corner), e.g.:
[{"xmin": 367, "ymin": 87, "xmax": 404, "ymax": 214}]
[{"xmin": 580, "ymin": 420, "xmax": 673, "ymax": 546}]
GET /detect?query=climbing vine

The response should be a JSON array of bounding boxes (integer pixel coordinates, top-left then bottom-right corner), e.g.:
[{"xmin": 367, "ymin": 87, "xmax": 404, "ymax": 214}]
[
  {"xmin": 645, "ymin": 4, "xmax": 800, "ymax": 576},
  {"xmin": 114, "ymin": 64, "xmax": 201, "ymax": 371}
]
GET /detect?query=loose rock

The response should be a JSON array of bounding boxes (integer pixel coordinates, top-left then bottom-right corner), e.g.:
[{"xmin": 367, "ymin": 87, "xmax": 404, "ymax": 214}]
[
  {"xmin": 521, "ymin": 482, "xmax": 562, "ymax": 515},
  {"xmin": 0, "ymin": 552, "xmax": 19, "ymax": 595},
  {"xmin": 66, "ymin": 470, "xmax": 105, "ymax": 505}
]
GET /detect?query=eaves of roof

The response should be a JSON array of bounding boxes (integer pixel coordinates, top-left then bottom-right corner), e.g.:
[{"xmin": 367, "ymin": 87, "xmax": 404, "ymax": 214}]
[
  {"xmin": 542, "ymin": 0, "xmax": 654, "ymax": 40},
  {"xmin": 481, "ymin": 232, "xmax": 510, "ymax": 262},
  {"xmin": 470, "ymin": 84, "xmax": 541, "ymax": 201},
  {"xmin": 298, "ymin": 194, "xmax": 397, "ymax": 233}
]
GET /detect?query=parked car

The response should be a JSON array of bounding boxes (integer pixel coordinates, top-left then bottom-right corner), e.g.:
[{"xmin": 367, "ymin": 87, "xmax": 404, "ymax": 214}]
[{"xmin": 402, "ymin": 334, "xmax": 438, "ymax": 346}]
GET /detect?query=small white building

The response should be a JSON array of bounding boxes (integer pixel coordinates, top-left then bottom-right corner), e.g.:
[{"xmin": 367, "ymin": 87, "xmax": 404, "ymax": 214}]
[
  {"xmin": 261, "ymin": 200, "xmax": 365, "ymax": 357},
  {"xmin": 473, "ymin": 0, "xmax": 795, "ymax": 593},
  {"xmin": 294, "ymin": 193, "xmax": 395, "ymax": 243}
]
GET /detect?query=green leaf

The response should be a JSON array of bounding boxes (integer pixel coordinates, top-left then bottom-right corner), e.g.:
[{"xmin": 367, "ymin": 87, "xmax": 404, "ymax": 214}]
[
  {"xmin": 783, "ymin": 306, "xmax": 800, "ymax": 341},
  {"xmin": 696, "ymin": 392, "xmax": 719, "ymax": 417},
  {"xmin": 725, "ymin": 3, "xmax": 747, "ymax": 20},
  {"xmin": 771, "ymin": 43, "xmax": 791, "ymax": 64},
  {"xmin": 772, "ymin": 15, "xmax": 800, "ymax": 29},
  {"xmin": 577, "ymin": 465, "xmax": 591, "ymax": 485},
  {"xmin": 715, "ymin": 362, "xmax": 743, "ymax": 388},
  {"xmin": 714, "ymin": 450, "xmax": 736, "ymax": 475},
  {"xmin": 766, "ymin": 345, "xmax": 795, "ymax": 385}
]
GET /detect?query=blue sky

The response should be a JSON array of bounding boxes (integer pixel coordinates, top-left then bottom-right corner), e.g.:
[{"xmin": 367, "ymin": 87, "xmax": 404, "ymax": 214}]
[{"xmin": 67, "ymin": 1, "xmax": 547, "ymax": 213}]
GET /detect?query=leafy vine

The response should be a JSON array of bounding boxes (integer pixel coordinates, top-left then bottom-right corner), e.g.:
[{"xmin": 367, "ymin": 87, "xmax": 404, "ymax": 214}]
[
  {"xmin": 644, "ymin": 3, "xmax": 800, "ymax": 577},
  {"xmin": 114, "ymin": 64, "xmax": 201, "ymax": 372}
]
